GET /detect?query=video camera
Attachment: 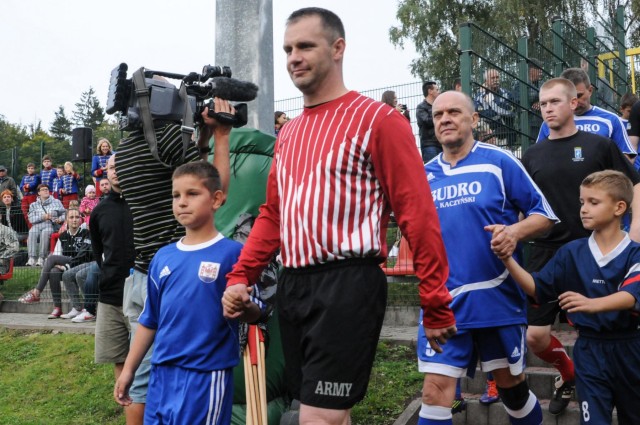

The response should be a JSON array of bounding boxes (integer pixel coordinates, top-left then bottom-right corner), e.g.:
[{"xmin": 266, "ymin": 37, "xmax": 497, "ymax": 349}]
[{"xmin": 106, "ymin": 63, "xmax": 259, "ymax": 131}]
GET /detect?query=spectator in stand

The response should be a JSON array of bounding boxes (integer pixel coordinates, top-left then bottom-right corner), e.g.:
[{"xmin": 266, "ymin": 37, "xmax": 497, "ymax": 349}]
[
  {"xmin": 620, "ymin": 93, "xmax": 639, "ymax": 136},
  {"xmin": 70, "ymin": 260, "xmax": 99, "ymax": 322},
  {"xmin": 52, "ymin": 165, "xmax": 64, "ymax": 200},
  {"xmin": 275, "ymin": 111, "xmax": 289, "ymax": 135},
  {"xmin": 0, "ymin": 165, "xmax": 18, "ymax": 201},
  {"xmin": 0, "ymin": 221, "xmax": 19, "ymax": 275},
  {"xmin": 381, "ymin": 90, "xmax": 411, "ymax": 121},
  {"xmin": 20, "ymin": 162, "xmax": 41, "ymax": 227},
  {"xmin": 60, "ymin": 161, "xmax": 80, "ymax": 209},
  {"xmin": 417, "ymin": 81, "xmax": 441, "ymax": 161},
  {"xmin": 475, "ymin": 69, "xmax": 517, "ymax": 148},
  {"xmin": 453, "ymin": 78, "xmax": 462, "ymax": 92},
  {"xmin": 40, "ymin": 155, "xmax": 56, "ymax": 191},
  {"xmin": 1, "ymin": 190, "xmax": 28, "ymax": 240},
  {"xmin": 79, "ymin": 185, "xmax": 99, "ymax": 218},
  {"xmin": 99, "ymin": 179, "xmax": 111, "ymax": 199},
  {"xmin": 92, "ymin": 138, "xmax": 113, "ymax": 197},
  {"xmin": 26, "ymin": 184, "xmax": 65, "ymax": 267},
  {"xmin": 19, "ymin": 207, "xmax": 91, "ymax": 319}
]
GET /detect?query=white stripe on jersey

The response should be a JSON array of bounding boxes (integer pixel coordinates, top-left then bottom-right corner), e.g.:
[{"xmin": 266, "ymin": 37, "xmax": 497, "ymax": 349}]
[
  {"xmin": 449, "ymin": 269, "xmax": 509, "ymax": 298},
  {"xmin": 206, "ymin": 369, "xmax": 227, "ymax": 425}
]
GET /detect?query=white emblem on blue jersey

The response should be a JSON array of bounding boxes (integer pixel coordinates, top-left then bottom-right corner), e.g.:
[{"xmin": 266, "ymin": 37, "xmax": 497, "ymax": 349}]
[
  {"xmin": 159, "ymin": 266, "xmax": 171, "ymax": 279},
  {"xmin": 572, "ymin": 147, "xmax": 584, "ymax": 162},
  {"xmin": 424, "ymin": 345, "xmax": 436, "ymax": 357},
  {"xmin": 427, "ymin": 172, "xmax": 435, "ymax": 181},
  {"xmin": 511, "ymin": 346, "xmax": 521, "ymax": 358},
  {"xmin": 198, "ymin": 262, "xmax": 220, "ymax": 283}
]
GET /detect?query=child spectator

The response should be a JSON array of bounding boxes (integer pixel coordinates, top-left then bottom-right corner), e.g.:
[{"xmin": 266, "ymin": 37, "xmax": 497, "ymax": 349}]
[
  {"xmin": 26, "ymin": 184, "xmax": 65, "ymax": 266},
  {"xmin": 91, "ymin": 138, "xmax": 113, "ymax": 197},
  {"xmin": 40, "ymin": 155, "xmax": 56, "ymax": 191},
  {"xmin": 60, "ymin": 161, "xmax": 80, "ymax": 209},
  {"xmin": 51, "ymin": 165, "xmax": 64, "ymax": 200},
  {"xmin": 79, "ymin": 185, "xmax": 98, "ymax": 217},
  {"xmin": 19, "ymin": 162, "xmax": 41, "ymax": 226},
  {"xmin": 114, "ymin": 161, "xmax": 261, "ymax": 424},
  {"xmin": 19, "ymin": 207, "xmax": 92, "ymax": 319},
  {"xmin": 495, "ymin": 170, "xmax": 640, "ymax": 425}
]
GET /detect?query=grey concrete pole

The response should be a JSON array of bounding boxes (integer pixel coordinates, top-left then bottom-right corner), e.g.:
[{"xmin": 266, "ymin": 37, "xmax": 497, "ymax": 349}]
[{"xmin": 215, "ymin": 0, "xmax": 273, "ymax": 134}]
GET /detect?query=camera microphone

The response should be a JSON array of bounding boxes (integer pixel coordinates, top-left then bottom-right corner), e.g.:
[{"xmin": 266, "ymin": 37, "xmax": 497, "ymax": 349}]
[{"xmin": 207, "ymin": 77, "xmax": 259, "ymax": 102}]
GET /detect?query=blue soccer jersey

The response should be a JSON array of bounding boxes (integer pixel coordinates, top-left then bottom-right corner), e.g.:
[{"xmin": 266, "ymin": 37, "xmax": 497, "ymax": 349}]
[
  {"xmin": 140, "ymin": 234, "xmax": 243, "ymax": 372},
  {"xmin": 533, "ymin": 234, "xmax": 640, "ymax": 332},
  {"xmin": 426, "ymin": 142, "xmax": 557, "ymax": 329},
  {"xmin": 537, "ymin": 106, "xmax": 635, "ymax": 155}
]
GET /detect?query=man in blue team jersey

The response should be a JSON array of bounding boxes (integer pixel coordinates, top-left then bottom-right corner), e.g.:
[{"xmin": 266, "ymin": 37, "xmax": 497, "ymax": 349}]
[
  {"xmin": 416, "ymin": 90, "xmax": 558, "ymax": 425},
  {"xmin": 536, "ymin": 68, "xmax": 636, "ymax": 162}
]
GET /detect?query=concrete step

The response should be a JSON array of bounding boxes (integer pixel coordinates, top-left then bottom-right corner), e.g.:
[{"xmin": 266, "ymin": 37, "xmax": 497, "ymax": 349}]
[{"xmin": 396, "ymin": 396, "xmax": 619, "ymax": 425}]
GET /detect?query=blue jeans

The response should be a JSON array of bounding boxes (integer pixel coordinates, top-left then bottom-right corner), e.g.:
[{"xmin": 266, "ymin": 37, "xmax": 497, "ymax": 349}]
[
  {"xmin": 76, "ymin": 261, "xmax": 100, "ymax": 315},
  {"xmin": 421, "ymin": 145, "xmax": 442, "ymax": 162}
]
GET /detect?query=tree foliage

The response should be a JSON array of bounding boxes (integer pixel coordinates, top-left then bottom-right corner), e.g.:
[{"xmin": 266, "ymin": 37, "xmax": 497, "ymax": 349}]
[
  {"xmin": 390, "ymin": 0, "xmax": 635, "ymax": 87},
  {"xmin": 50, "ymin": 106, "xmax": 72, "ymax": 143},
  {"xmin": 72, "ymin": 87, "xmax": 105, "ymax": 131}
]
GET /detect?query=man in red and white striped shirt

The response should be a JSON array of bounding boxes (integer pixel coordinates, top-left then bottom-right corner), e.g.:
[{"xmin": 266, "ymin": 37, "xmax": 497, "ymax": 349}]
[{"xmin": 223, "ymin": 7, "xmax": 456, "ymax": 424}]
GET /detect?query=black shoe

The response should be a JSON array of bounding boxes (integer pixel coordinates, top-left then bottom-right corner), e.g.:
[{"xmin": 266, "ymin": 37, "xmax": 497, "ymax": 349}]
[
  {"xmin": 549, "ymin": 376, "xmax": 574, "ymax": 415},
  {"xmin": 451, "ymin": 396, "xmax": 467, "ymax": 414}
]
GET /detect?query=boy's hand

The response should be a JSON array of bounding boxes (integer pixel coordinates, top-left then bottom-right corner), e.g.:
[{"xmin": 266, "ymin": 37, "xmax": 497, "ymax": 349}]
[
  {"xmin": 484, "ymin": 224, "xmax": 516, "ymax": 259},
  {"xmin": 559, "ymin": 291, "xmax": 597, "ymax": 313},
  {"xmin": 114, "ymin": 371, "xmax": 134, "ymax": 406},
  {"xmin": 222, "ymin": 284, "xmax": 253, "ymax": 319}
]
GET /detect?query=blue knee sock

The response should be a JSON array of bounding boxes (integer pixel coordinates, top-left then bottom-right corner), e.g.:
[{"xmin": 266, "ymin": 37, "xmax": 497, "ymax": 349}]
[
  {"xmin": 503, "ymin": 391, "xmax": 543, "ymax": 425},
  {"xmin": 418, "ymin": 404, "xmax": 453, "ymax": 425}
]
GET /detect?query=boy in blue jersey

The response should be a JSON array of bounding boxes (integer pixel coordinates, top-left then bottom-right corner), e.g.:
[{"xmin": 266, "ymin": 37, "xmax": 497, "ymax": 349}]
[
  {"xmin": 114, "ymin": 161, "xmax": 262, "ymax": 425},
  {"xmin": 498, "ymin": 170, "xmax": 640, "ymax": 425},
  {"xmin": 417, "ymin": 91, "xmax": 558, "ymax": 425}
]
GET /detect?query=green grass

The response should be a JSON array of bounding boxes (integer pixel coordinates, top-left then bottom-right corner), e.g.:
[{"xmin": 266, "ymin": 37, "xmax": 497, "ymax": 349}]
[
  {"xmin": 0, "ymin": 331, "xmax": 420, "ymax": 425},
  {"xmin": 0, "ymin": 328, "xmax": 124, "ymax": 425},
  {"xmin": 352, "ymin": 342, "xmax": 423, "ymax": 425}
]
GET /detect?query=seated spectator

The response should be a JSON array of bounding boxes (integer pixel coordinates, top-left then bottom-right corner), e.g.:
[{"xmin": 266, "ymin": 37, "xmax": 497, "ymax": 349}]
[
  {"xmin": 60, "ymin": 161, "xmax": 80, "ymax": 209},
  {"xmin": 70, "ymin": 260, "xmax": 100, "ymax": 322},
  {"xmin": 0, "ymin": 190, "xmax": 28, "ymax": 240},
  {"xmin": 26, "ymin": 184, "xmax": 65, "ymax": 267},
  {"xmin": 19, "ymin": 208, "xmax": 92, "ymax": 319},
  {"xmin": 79, "ymin": 185, "xmax": 99, "ymax": 217},
  {"xmin": 475, "ymin": 68, "xmax": 517, "ymax": 148},
  {"xmin": 0, "ymin": 221, "xmax": 19, "ymax": 276}
]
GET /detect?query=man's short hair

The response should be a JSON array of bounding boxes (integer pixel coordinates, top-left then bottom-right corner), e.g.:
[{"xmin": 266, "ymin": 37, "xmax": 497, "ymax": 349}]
[
  {"xmin": 287, "ymin": 7, "xmax": 345, "ymax": 43},
  {"xmin": 581, "ymin": 170, "xmax": 633, "ymax": 213},
  {"xmin": 560, "ymin": 67, "xmax": 591, "ymax": 88},
  {"xmin": 42, "ymin": 155, "xmax": 52, "ymax": 162},
  {"xmin": 27, "ymin": 163, "xmax": 35, "ymax": 168},
  {"xmin": 36, "ymin": 184, "xmax": 49, "ymax": 192},
  {"xmin": 621, "ymin": 92, "xmax": 639, "ymax": 109},
  {"xmin": 173, "ymin": 161, "xmax": 221, "ymax": 194},
  {"xmin": 422, "ymin": 81, "xmax": 437, "ymax": 97},
  {"xmin": 527, "ymin": 58, "xmax": 543, "ymax": 70},
  {"xmin": 483, "ymin": 68, "xmax": 498, "ymax": 82},
  {"xmin": 540, "ymin": 78, "xmax": 577, "ymax": 99}
]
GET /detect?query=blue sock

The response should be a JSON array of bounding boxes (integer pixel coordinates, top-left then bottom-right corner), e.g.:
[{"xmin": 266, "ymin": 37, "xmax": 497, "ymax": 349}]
[
  {"xmin": 503, "ymin": 391, "xmax": 543, "ymax": 425},
  {"xmin": 455, "ymin": 379, "xmax": 462, "ymax": 398},
  {"xmin": 418, "ymin": 404, "xmax": 453, "ymax": 425}
]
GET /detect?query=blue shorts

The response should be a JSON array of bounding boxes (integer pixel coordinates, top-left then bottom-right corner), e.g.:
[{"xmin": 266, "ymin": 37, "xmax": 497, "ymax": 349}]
[
  {"xmin": 145, "ymin": 364, "xmax": 233, "ymax": 425},
  {"xmin": 574, "ymin": 331, "xmax": 640, "ymax": 425},
  {"xmin": 417, "ymin": 322, "xmax": 527, "ymax": 378}
]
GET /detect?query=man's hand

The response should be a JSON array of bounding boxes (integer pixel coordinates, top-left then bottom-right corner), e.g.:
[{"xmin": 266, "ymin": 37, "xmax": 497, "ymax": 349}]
[
  {"xmin": 201, "ymin": 98, "xmax": 235, "ymax": 136},
  {"xmin": 424, "ymin": 325, "xmax": 457, "ymax": 354},
  {"xmin": 484, "ymin": 224, "xmax": 517, "ymax": 259},
  {"xmin": 222, "ymin": 284, "xmax": 253, "ymax": 319}
]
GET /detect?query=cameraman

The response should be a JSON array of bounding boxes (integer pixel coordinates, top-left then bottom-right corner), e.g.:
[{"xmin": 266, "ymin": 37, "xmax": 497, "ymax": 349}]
[
  {"xmin": 114, "ymin": 97, "xmax": 234, "ymax": 424},
  {"xmin": 381, "ymin": 90, "xmax": 410, "ymax": 121}
]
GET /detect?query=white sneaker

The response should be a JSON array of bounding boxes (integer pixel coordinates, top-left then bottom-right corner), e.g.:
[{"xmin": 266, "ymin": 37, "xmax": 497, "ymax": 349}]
[
  {"xmin": 26, "ymin": 257, "xmax": 36, "ymax": 267},
  {"xmin": 71, "ymin": 309, "xmax": 96, "ymax": 323},
  {"xmin": 35, "ymin": 258, "xmax": 44, "ymax": 267},
  {"xmin": 60, "ymin": 307, "xmax": 81, "ymax": 319}
]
